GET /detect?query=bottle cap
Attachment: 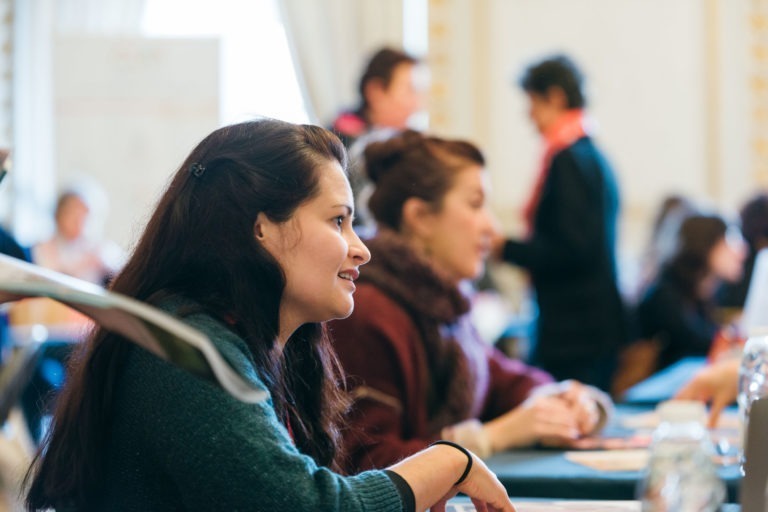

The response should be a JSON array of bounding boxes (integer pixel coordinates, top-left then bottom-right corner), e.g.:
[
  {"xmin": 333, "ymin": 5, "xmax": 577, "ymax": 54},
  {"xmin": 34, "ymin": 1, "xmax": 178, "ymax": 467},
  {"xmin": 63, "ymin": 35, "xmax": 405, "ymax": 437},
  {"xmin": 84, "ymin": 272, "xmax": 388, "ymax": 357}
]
[{"xmin": 656, "ymin": 400, "xmax": 707, "ymax": 425}]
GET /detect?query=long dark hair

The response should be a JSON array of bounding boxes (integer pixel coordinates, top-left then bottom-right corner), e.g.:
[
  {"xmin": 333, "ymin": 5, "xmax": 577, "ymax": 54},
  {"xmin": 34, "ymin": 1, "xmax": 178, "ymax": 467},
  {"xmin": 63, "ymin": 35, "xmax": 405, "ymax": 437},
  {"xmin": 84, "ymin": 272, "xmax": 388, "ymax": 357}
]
[
  {"xmin": 662, "ymin": 214, "xmax": 728, "ymax": 300},
  {"xmin": 25, "ymin": 119, "xmax": 350, "ymax": 509}
]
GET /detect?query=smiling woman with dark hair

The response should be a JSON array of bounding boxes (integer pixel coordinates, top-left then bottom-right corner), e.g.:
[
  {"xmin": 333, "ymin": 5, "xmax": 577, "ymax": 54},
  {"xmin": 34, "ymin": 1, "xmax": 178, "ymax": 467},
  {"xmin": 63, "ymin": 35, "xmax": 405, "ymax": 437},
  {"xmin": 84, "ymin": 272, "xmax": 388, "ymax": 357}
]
[{"xmin": 23, "ymin": 119, "xmax": 514, "ymax": 512}]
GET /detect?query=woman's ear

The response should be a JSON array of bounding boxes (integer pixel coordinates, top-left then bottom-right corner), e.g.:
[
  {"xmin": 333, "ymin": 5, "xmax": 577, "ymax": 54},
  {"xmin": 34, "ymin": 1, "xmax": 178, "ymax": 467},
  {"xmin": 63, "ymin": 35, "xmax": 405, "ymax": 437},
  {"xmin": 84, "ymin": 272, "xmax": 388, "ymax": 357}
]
[
  {"xmin": 401, "ymin": 197, "xmax": 434, "ymax": 239},
  {"xmin": 254, "ymin": 213, "xmax": 267, "ymax": 241}
]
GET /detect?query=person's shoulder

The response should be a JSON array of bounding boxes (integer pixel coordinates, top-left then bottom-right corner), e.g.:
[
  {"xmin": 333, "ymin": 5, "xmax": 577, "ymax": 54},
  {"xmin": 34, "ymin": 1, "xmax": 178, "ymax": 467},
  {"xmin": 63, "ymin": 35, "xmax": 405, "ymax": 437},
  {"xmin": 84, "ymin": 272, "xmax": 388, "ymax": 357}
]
[
  {"xmin": 154, "ymin": 295, "xmax": 264, "ymax": 386},
  {"xmin": 330, "ymin": 111, "xmax": 368, "ymax": 145},
  {"xmin": 639, "ymin": 276, "xmax": 684, "ymax": 311},
  {"xmin": 552, "ymin": 136, "xmax": 616, "ymax": 183},
  {"xmin": 352, "ymin": 282, "xmax": 414, "ymax": 322},
  {"xmin": 554, "ymin": 136, "xmax": 601, "ymax": 163},
  {"xmin": 332, "ymin": 283, "xmax": 418, "ymax": 344}
]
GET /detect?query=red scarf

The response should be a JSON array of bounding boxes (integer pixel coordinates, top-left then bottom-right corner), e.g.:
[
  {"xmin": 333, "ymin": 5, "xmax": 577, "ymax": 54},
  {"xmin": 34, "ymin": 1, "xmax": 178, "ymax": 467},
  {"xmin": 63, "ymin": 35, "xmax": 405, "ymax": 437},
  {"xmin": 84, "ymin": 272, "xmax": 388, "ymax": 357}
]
[{"xmin": 522, "ymin": 109, "xmax": 591, "ymax": 232}]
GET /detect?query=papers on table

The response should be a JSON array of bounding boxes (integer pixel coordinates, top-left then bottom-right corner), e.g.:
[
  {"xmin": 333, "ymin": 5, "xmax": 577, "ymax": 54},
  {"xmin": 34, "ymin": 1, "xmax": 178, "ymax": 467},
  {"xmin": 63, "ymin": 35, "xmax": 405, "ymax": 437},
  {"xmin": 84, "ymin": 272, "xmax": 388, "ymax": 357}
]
[
  {"xmin": 447, "ymin": 501, "xmax": 641, "ymax": 511},
  {"xmin": 564, "ymin": 450, "xmax": 650, "ymax": 472},
  {"xmin": 620, "ymin": 410, "xmax": 740, "ymax": 430}
]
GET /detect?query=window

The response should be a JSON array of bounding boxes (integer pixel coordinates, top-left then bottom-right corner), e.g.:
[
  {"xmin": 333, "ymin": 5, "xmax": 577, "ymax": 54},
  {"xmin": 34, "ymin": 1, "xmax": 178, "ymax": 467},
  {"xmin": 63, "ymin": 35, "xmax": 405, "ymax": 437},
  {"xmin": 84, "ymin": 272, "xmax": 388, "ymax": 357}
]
[{"xmin": 142, "ymin": 0, "xmax": 309, "ymax": 125}]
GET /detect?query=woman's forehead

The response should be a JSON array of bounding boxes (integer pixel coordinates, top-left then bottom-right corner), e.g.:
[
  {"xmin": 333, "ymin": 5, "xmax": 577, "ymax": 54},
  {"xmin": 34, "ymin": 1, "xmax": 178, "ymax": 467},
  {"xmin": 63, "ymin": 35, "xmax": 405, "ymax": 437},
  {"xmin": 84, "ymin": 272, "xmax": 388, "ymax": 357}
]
[{"xmin": 314, "ymin": 160, "xmax": 353, "ymax": 203}]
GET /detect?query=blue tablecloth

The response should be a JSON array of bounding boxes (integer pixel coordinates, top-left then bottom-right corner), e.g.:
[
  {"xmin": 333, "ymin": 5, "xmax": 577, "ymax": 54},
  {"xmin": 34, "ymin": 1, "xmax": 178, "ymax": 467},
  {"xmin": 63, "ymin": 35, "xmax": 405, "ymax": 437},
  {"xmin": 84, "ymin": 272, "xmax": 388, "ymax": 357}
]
[
  {"xmin": 485, "ymin": 448, "xmax": 741, "ymax": 502},
  {"xmin": 484, "ymin": 403, "xmax": 741, "ymax": 503},
  {"xmin": 622, "ymin": 356, "xmax": 707, "ymax": 405}
]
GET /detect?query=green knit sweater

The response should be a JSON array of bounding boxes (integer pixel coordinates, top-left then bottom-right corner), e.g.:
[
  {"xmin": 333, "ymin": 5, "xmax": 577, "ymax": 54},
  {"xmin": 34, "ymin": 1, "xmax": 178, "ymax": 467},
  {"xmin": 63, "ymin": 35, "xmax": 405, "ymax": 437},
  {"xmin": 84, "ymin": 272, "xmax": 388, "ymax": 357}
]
[{"xmin": 98, "ymin": 296, "xmax": 402, "ymax": 511}]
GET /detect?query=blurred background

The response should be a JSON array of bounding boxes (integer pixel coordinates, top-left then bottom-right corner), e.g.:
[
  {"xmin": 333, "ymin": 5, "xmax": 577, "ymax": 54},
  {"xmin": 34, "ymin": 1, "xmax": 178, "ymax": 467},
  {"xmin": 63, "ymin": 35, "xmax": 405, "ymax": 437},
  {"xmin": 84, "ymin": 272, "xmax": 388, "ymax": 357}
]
[{"xmin": 0, "ymin": 0, "xmax": 763, "ymax": 302}]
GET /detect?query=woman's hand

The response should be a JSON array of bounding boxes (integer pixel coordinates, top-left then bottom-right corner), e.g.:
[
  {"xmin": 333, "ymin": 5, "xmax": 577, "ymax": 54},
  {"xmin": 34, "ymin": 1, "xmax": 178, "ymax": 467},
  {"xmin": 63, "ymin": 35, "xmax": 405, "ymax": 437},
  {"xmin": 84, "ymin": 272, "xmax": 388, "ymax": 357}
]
[
  {"xmin": 430, "ymin": 454, "xmax": 516, "ymax": 512},
  {"xmin": 556, "ymin": 380, "xmax": 600, "ymax": 435},
  {"xmin": 675, "ymin": 357, "xmax": 740, "ymax": 427},
  {"xmin": 484, "ymin": 394, "xmax": 580, "ymax": 450},
  {"xmin": 390, "ymin": 445, "xmax": 516, "ymax": 512}
]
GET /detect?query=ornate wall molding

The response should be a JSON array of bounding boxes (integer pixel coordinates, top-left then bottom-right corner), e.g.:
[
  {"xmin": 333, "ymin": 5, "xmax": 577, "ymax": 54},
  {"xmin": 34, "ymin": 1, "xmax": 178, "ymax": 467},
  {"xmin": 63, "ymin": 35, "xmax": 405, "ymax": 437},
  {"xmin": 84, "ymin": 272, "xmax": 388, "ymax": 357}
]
[
  {"xmin": 0, "ymin": 0, "xmax": 11, "ymax": 148},
  {"xmin": 751, "ymin": 0, "xmax": 768, "ymax": 186}
]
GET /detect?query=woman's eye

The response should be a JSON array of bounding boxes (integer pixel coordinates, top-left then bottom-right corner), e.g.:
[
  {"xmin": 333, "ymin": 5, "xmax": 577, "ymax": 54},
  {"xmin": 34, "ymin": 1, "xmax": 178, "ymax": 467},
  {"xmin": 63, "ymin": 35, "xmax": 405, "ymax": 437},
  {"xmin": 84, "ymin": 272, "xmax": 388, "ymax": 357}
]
[{"xmin": 335, "ymin": 216, "xmax": 344, "ymax": 228}]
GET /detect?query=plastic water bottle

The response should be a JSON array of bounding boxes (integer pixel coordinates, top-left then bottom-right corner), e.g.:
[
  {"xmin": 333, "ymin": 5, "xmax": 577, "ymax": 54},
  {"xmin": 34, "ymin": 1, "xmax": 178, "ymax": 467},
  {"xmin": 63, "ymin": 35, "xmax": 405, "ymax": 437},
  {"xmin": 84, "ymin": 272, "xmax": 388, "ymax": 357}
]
[
  {"xmin": 738, "ymin": 332, "xmax": 768, "ymax": 473},
  {"xmin": 637, "ymin": 400, "xmax": 725, "ymax": 511}
]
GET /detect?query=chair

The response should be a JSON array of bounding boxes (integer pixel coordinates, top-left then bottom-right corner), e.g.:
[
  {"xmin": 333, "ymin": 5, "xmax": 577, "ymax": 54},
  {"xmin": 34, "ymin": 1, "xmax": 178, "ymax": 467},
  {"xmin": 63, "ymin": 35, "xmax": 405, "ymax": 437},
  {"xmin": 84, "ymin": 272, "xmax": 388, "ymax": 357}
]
[{"xmin": 0, "ymin": 344, "xmax": 40, "ymax": 426}]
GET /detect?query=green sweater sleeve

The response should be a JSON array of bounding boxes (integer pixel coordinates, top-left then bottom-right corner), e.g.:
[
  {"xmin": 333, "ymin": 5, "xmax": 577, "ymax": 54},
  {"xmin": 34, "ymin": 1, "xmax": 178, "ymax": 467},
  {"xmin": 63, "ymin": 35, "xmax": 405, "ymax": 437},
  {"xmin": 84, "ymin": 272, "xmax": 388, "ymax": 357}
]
[{"xmin": 111, "ymin": 302, "xmax": 403, "ymax": 512}]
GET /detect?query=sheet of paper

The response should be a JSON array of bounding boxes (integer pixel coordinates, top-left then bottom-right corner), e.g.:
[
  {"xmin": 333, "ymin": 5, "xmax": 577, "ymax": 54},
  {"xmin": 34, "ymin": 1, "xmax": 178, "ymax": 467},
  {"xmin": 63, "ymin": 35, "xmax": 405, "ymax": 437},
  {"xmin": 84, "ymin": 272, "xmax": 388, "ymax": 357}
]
[
  {"xmin": 447, "ymin": 501, "xmax": 641, "ymax": 511},
  {"xmin": 564, "ymin": 449, "xmax": 650, "ymax": 471},
  {"xmin": 620, "ymin": 410, "xmax": 740, "ymax": 430}
]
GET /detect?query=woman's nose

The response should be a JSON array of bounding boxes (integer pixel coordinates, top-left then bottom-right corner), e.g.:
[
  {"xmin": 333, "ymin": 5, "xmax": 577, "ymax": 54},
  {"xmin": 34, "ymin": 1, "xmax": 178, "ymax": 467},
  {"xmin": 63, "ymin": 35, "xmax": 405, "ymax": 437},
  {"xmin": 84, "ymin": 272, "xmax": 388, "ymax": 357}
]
[{"xmin": 349, "ymin": 233, "xmax": 371, "ymax": 265}]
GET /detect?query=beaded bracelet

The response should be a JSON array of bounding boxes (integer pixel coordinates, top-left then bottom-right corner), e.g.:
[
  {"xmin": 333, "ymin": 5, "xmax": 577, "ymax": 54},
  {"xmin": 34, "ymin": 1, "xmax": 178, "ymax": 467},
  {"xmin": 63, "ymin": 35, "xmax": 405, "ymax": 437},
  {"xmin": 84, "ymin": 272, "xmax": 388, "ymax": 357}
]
[{"xmin": 429, "ymin": 440, "xmax": 473, "ymax": 486}]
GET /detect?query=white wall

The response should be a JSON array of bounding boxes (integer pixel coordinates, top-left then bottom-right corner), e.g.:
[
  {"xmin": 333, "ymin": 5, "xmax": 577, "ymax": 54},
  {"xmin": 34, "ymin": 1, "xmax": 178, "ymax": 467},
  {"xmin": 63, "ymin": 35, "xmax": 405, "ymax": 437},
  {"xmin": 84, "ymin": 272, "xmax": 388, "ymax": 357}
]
[
  {"xmin": 495, "ymin": 1, "xmax": 707, "ymax": 245},
  {"xmin": 429, "ymin": 0, "xmax": 762, "ymax": 274},
  {"xmin": 53, "ymin": 36, "xmax": 219, "ymax": 250}
]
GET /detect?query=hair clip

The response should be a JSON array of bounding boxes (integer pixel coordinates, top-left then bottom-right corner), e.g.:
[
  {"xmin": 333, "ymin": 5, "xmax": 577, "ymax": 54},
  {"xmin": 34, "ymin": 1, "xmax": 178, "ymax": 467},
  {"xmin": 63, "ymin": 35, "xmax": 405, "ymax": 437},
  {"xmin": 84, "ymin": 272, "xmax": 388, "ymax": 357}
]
[{"xmin": 190, "ymin": 162, "xmax": 206, "ymax": 178}]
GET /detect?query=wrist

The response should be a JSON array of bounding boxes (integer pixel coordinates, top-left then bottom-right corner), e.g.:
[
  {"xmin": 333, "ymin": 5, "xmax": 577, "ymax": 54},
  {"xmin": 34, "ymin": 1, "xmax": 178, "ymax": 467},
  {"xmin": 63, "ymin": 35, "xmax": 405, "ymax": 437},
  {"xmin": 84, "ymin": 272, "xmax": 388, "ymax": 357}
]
[
  {"xmin": 429, "ymin": 440, "xmax": 473, "ymax": 486},
  {"xmin": 441, "ymin": 419, "xmax": 493, "ymax": 458}
]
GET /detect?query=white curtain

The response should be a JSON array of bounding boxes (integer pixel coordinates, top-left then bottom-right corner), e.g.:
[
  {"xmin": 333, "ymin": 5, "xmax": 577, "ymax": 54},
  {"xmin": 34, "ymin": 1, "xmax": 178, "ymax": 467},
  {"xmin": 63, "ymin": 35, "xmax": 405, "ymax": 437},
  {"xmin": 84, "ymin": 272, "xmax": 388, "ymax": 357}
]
[
  {"xmin": 11, "ymin": 0, "xmax": 145, "ymax": 245},
  {"xmin": 279, "ymin": 0, "xmax": 404, "ymax": 125}
]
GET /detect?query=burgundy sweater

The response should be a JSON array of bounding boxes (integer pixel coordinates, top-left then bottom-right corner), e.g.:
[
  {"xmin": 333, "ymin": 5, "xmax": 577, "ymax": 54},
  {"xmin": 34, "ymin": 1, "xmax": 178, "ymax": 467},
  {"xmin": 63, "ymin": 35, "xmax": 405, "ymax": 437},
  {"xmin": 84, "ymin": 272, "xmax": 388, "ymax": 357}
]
[{"xmin": 329, "ymin": 231, "xmax": 552, "ymax": 472}]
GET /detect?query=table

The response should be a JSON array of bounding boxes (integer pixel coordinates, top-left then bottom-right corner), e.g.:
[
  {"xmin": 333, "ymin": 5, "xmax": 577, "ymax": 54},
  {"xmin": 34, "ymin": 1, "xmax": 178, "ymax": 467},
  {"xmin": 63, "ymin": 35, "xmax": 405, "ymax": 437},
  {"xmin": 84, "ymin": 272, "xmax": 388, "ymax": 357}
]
[
  {"xmin": 622, "ymin": 356, "xmax": 707, "ymax": 404},
  {"xmin": 484, "ymin": 404, "xmax": 742, "ymax": 503}
]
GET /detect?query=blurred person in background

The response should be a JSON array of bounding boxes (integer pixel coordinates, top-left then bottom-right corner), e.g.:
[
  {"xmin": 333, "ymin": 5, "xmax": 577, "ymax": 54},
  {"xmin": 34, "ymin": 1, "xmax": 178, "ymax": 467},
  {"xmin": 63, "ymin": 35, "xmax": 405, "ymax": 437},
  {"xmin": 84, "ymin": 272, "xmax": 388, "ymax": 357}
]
[
  {"xmin": 637, "ymin": 194, "xmax": 699, "ymax": 299},
  {"xmin": 330, "ymin": 130, "xmax": 612, "ymax": 473},
  {"xmin": 491, "ymin": 54, "xmax": 626, "ymax": 391},
  {"xmin": 611, "ymin": 194, "xmax": 699, "ymax": 397},
  {"xmin": 0, "ymin": 149, "xmax": 29, "ymax": 261},
  {"xmin": 330, "ymin": 47, "xmax": 425, "ymax": 150},
  {"xmin": 636, "ymin": 214, "xmax": 747, "ymax": 371},
  {"xmin": 33, "ymin": 187, "xmax": 124, "ymax": 286},
  {"xmin": 675, "ymin": 356, "xmax": 740, "ymax": 428},
  {"xmin": 330, "ymin": 47, "xmax": 428, "ymax": 230},
  {"xmin": 717, "ymin": 192, "xmax": 768, "ymax": 309}
]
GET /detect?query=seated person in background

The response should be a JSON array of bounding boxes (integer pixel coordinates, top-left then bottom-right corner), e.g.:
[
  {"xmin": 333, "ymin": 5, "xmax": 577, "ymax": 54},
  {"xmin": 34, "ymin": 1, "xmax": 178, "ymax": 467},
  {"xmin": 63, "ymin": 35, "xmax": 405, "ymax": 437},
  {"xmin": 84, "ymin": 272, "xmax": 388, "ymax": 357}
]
[
  {"xmin": 717, "ymin": 192, "xmax": 768, "ymax": 309},
  {"xmin": 637, "ymin": 214, "xmax": 747, "ymax": 371},
  {"xmin": 24, "ymin": 119, "xmax": 514, "ymax": 512},
  {"xmin": 675, "ymin": 356, "xmax": 739, "ymax": 428},
  {"xmin": 330, "ymin": 47, "xmax": 424, "ymax": 150},
  {"xmin": 33, "ymin": 188, "xmax": 124, "ymax": 285},
  {"xmin": 329, "ymin": 130, "xmax": 611, "ymax": 473},
  {"xmin": 0, "ymin": 149, "xmax": 29, "ymax": 262},
  {"xmin": 0, "ymin": 226, "xmax": 27, "ymax": 262},
  {"xmin": 637, "ymin": 194, "xmax": 698, "ymax": 299},
  {"xmin": 330, "ymin": 47, "xmax": 427, "ymax": 228},
  {"xmin": 609, "ymin": 195, "xmax": 699, "ymax": 396}
]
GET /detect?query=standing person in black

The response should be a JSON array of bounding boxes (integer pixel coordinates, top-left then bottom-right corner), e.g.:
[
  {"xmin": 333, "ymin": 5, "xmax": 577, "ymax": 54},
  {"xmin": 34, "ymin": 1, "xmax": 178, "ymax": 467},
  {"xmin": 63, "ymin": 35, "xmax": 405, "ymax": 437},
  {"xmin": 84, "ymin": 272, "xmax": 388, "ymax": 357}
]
[{"xmin": 492, "ymin": 55, "xmax": 626, "ymax": 391}]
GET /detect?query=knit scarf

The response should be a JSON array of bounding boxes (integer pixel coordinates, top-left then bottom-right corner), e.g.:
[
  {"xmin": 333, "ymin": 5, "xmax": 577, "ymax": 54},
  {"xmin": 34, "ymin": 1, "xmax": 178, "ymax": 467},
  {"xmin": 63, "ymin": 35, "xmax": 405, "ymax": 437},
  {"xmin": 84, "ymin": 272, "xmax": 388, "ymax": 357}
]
[
  {"xmin": 522, "ymin": 109, "xmax": 590, "ymax": 231},
  {"xmin": 358, "ymin": 230, "xmax": 478, "ymax": 433}
]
